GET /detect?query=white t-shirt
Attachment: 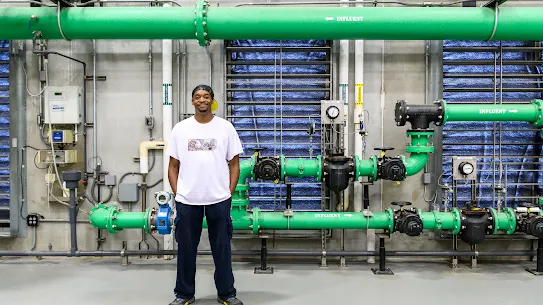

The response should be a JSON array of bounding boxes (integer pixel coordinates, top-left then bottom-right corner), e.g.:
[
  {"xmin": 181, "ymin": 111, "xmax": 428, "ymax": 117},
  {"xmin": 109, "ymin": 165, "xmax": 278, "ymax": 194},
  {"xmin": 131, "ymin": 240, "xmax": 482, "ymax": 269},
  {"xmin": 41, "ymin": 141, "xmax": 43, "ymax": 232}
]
[{"xmin": 166, "ymin": 116, "xmax": 244, "ymax": 205}]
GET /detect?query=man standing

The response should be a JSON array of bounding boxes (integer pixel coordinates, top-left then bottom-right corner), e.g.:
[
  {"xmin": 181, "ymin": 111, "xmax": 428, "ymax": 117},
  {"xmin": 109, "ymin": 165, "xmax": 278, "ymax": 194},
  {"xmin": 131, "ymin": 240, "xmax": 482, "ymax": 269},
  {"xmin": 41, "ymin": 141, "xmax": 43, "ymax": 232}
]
[{"xmin": 167, "ymin": 85, "xmax": 244, "ymax": 305}]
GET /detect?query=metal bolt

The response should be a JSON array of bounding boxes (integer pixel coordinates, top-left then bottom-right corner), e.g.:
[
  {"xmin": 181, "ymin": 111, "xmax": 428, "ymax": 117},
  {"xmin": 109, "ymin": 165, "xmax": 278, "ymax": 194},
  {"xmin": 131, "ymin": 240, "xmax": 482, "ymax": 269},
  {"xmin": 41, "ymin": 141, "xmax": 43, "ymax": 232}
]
[
  {"xmin": 194, "ymin": 21, "xmax": 197, "ymax": 25},
  {"xmin": 203, "ymin": 10, "xmax": 207, "ymax": 15},
  {"xmin": 203, "ymin": 22, "xmax": 207, "ymax": 26},
  {"xmin": 438, "ymin": 115, "xmax": 442, "ymax": 119},
  {"xmin": 461, "ymin": 225, "xmax": 466, "ymax": 229},
  {"xmin": 204, "ymin": 32, "xmax": 208, "ymax": 36},
  {"xmin": 462, "ymin": 216, "xmax": 466, "ymax": 220}
]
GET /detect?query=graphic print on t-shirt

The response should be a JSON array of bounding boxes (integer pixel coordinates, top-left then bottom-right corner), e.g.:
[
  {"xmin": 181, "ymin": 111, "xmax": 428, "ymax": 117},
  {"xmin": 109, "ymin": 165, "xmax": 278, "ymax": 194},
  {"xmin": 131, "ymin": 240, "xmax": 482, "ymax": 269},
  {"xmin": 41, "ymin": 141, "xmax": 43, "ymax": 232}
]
[{"xmin": 188, "ymin": 138, "xmax": 217, "ymax": 151}]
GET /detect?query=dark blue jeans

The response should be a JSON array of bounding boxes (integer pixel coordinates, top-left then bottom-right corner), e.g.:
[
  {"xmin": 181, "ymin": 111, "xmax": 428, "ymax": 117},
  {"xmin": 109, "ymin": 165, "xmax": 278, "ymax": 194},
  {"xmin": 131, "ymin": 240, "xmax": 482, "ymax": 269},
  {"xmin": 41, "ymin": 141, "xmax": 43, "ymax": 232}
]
[{"xmin": 173, "ymin": 197, "xmax": 236, "ymax": 300}]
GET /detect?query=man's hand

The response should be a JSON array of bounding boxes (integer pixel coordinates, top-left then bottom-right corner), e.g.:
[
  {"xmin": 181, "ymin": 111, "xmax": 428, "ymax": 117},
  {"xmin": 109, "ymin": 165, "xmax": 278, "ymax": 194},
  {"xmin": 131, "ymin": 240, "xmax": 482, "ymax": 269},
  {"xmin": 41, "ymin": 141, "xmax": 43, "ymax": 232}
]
[
  {"xmin": 228, "ymin": 155, "xmax": 240, "ymax": 196},
  {"xmin": 168, "ymin": 156, "xmax": 180, "ymax": 195}
]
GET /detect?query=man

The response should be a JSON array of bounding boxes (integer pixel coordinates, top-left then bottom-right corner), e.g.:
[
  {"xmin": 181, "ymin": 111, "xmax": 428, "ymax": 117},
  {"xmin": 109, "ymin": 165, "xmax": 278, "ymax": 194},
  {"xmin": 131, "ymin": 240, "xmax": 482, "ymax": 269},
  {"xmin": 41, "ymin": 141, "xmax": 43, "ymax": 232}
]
[{"xmin": 167, "ymin": 85, "xmax": 244, "ymax": 305}]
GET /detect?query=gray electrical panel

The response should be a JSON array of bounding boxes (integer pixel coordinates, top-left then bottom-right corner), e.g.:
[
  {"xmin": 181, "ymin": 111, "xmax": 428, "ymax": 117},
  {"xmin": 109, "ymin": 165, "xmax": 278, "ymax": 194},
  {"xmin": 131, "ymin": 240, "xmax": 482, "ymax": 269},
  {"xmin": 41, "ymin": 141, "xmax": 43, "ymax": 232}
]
[
  {"xmin": 452, "ymin": 156, "xmax": 477, "ymax": 180},
  {"xmin": 118, "ymin": 183, "xmax": 139, "ymax": 203},
  {"xmin": 321, "ymin": 100, "xmax": 344, "ymax": 125}
]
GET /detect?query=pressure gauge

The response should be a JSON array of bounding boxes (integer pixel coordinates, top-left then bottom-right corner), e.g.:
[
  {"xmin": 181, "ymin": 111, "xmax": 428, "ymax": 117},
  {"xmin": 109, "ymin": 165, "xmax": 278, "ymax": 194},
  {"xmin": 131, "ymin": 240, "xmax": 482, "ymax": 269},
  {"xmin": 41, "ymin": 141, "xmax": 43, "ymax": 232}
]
[
  {"xmin": 326, "ymin": 106, "xmax": 340, "ymax": 120},
  {"xmin": 458, "ymin": 162, "xmax": 474, "ymax": 176}
]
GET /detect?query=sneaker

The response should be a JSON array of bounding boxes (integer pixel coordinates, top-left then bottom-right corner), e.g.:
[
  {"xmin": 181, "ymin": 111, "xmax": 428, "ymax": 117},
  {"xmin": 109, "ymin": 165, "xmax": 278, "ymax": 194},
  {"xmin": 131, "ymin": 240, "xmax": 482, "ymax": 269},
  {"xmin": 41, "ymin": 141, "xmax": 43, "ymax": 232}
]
[
  {"xmin": 169, "ymin": 296, "xmax": 195, "ymax": 305},
  {"xmin": 217, "ymin": 296, "xmax": 243, "ymax": 305}
]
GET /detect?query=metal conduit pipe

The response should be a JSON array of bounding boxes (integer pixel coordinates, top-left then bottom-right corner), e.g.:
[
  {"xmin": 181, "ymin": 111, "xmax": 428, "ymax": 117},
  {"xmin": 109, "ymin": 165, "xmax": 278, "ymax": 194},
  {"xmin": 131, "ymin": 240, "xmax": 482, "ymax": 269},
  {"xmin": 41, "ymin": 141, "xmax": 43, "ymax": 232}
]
[
  {"xmin": 3, "ymin": 5, "xmax": 543, "ymax": 42},
  {"xmin": 0, "ymin": 250, "xmax": 536, "ymax": 258}
]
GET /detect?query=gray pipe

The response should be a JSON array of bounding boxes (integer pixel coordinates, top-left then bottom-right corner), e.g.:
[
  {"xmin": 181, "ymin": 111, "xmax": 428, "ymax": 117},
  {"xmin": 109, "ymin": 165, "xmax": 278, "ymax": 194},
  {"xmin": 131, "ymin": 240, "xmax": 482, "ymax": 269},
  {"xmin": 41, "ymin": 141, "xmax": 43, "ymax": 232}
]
[
  {"xmin": 0, "ymin": 249, "xmax": 536, "ymax": 258},
  {"xmin": 69, "ymin": 188, "xmax": 77, "ymax": 255}
]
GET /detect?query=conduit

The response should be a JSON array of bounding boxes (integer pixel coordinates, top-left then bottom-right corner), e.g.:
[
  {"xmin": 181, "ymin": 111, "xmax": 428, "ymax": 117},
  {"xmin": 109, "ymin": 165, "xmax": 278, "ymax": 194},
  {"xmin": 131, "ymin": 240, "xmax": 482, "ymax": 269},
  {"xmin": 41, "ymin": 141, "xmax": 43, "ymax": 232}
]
[
  {"xmin": 162, "ymin": 2, "xmax": 174, "ymax": 259},
  {"xmin": 0, "ymin": 249, "xmax": 536, "ymax": 258},
  {"xmin": 3, "ymin": 6, "xmax": 543, "ymax": 41},
  {"xmin": 139, "ymin": 141, "xmax": 164, "ymax": 174}
]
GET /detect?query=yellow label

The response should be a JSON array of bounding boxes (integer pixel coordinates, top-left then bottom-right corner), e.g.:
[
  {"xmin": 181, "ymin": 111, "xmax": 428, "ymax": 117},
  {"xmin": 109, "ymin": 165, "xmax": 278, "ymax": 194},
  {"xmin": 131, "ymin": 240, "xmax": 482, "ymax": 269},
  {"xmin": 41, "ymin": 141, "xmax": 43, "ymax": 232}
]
[{"xmin": 355, "ymin": 84, "xmax": 363, "ymax": 105}]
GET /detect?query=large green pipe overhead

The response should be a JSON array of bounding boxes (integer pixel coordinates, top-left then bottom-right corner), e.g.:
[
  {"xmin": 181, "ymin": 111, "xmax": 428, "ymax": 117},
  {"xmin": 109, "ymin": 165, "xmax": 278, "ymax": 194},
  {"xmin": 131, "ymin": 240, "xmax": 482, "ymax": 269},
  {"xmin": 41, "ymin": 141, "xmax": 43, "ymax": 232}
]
[
  {"xmin": 2, "ymin": 5, "xmax": 543, "ymax": 42},
  {"xmin": 441, "ymin": 100, "xmax": 543, "ymax": 126}
]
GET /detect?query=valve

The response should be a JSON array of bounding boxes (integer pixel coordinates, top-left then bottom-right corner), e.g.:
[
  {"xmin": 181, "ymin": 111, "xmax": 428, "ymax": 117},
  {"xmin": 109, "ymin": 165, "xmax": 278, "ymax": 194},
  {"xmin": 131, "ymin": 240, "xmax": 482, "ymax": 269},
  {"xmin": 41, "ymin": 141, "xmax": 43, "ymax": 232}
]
[
  {"xmin": 374, "ymin": 148, "xmax": 406, "ymax": 181},
  {"xmin": 391, "ymin": 201, "xmax": 423, "ymax": 236},
  {"xmin": 254, "ymin": 157, "xmax": 281, "ymax": 181},
  {"xmin": 459, "ymin": 208, "xmax": 493, "ymax": 246},
  {"xmin": 323, "ymin": 156, "xmax": 354, "ymax": 193},
  {"xmin": 516, "ymin": 206, "xmax": 543, "ymax": 239}
]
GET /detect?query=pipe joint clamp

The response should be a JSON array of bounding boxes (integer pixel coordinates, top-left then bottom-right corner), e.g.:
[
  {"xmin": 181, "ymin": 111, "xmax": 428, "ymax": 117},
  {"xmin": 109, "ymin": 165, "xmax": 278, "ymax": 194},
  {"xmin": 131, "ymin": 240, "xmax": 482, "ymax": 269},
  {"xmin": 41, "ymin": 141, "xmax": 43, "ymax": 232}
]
[{"xmin": 194, "ymin": 0, "xmax": 211, "ymax": 47}]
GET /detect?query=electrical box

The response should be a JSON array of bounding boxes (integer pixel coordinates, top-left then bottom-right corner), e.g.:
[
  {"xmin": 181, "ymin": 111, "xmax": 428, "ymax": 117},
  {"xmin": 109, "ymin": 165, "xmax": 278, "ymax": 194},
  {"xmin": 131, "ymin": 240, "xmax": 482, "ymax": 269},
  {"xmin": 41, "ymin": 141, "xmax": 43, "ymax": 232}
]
[
  {"xmin": 44, "ymin": 86, "xmax": 82, "ymax": 124},
  {"xmin": 47, "ymin": 130, "xmax": 74, "ymax": 144},
  {"xmin": 104, "ymin": 175, "xmax": 116, "ymax": 186},
  {"xmin": 38, "ymin": 150, "xmax": 78, "ymax": 164},
  {"xmin": 118, "ymin": 183, "xmax": 139, "ymax": 203},
  {"xmin": 321, "ymin": 100, "xmax": 344, "ymax": 124}
]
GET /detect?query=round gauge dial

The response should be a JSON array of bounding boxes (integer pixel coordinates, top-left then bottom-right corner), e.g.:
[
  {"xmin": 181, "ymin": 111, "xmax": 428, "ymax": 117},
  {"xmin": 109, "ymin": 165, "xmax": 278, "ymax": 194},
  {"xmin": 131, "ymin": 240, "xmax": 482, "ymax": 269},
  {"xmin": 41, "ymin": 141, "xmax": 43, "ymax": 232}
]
[
  {"xmin": 459, "ymin": 162, "xmax": 474, "ymax": 175},
  {"xmin": 326, "ymin": 106, "xmax": 340, "ymax": 120}
]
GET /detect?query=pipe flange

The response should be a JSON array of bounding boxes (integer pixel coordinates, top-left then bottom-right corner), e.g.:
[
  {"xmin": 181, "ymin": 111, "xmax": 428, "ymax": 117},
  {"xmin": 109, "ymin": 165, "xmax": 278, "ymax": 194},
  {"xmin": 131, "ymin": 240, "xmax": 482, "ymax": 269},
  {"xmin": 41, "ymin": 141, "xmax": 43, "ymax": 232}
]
[
  {"xmin": 435, "ymin": 100, "xmax": 447, "ymax": 126},
  {"xmin": 194, "ymin": 0, "xmax": 211, "ymax": 47},
  {"xmin": 316, "ymin": 155, "xmax": 322, "ymax": 181},
  {"xmin": 145, "ymin": 207, "xmax": 155, "ymax": 234},
  {"xmin": 451, "ymin": 207, "xmax": 461, "ymax": 235},
  {"xmin": 504, "ymin": 207, "xmax": 516, "ymax": 235},
  {"xmin": 488, "ymin": 208, "xmax": 499, "ymax": 235},
  {"xmin": 531, "ymin": 99, "xmax": 543, "ymax": 126},
  {"xmin": 384, "ymin": 208, "xmax": 395, "ymax": 234},
  {"xmin": 252, "ymin": 208, "xmax": 261, "ymax": 234},
  {"xmin": 105, "ymin": 205, "xmax": 119, "ymax": 234}
]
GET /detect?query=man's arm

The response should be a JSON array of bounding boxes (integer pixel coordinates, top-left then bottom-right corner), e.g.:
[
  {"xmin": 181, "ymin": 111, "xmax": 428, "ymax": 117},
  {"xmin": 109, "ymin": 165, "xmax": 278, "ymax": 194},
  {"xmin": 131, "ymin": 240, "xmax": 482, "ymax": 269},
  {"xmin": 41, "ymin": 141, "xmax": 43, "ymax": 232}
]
[
  {"xmin": 228, "ymin": 154, "xmax": 240, "ymax": 196},
  {"xmin": 168, "ymin": 156, "xmax": 180, "ymax": 195}
]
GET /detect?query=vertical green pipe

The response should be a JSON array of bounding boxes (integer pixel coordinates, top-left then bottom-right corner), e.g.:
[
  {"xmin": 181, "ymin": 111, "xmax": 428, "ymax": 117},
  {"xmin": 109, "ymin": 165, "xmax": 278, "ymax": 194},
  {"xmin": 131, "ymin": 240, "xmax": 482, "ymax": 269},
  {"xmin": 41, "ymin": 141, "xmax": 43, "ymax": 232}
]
[
  {"xmin": 232, "ymin": 156, "xmax": 255, "ymax": 208},
  {"xmin": 404, "ymin": 131, "xmax": 434, "ymax": 177}
]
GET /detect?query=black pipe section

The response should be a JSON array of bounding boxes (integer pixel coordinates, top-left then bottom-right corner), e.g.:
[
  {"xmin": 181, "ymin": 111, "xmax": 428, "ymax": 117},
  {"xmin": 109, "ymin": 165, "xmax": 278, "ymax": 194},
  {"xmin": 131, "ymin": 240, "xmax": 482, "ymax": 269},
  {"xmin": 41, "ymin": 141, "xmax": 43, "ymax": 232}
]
[
  {"xmin": 0, "ymin": 250, "xmax": 535, "ymax": 258},
  {"xmin": 363, "ymin": 185, "xmax": 369, "ymax": 210},
  {"xmin": 395, "ymin": 100, "xmax": 444, "ymax": 130},
  {"xmin": 62, "ymin": 171, "xmax": 81, "ymax": 255},
  {"xmin": 286, "ymin": 183, "xmax": 292, "ymax": 210}
]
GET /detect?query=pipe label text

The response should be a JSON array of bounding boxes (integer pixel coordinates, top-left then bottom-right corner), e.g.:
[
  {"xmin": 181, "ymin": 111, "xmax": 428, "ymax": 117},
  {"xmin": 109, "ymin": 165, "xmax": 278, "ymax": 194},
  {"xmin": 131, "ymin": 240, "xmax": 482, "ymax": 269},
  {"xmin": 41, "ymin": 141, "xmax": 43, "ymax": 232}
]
[
  {"xmin": 325, "ymin": 16, "xmax": 364, "ymax": 22},
  {"xmin": 479, "ymin": 109, "xmax": 507, "ymax": 114}
]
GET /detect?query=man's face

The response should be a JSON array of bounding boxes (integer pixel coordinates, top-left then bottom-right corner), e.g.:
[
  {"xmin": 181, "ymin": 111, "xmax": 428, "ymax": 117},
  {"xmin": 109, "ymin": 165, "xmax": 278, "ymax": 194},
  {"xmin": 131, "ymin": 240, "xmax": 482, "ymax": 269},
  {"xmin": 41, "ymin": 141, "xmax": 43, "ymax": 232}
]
[{"xmin": 192, "ymin": 89, "xmax": 213, "ymax": 113}]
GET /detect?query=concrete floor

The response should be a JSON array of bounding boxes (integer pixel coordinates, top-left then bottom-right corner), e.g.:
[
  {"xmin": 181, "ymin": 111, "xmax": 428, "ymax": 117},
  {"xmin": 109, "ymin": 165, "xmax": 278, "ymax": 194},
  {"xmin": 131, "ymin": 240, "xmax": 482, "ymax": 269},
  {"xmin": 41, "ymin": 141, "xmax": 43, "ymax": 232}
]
[{"xmin": 0, "ymin": 257, "xmax": 541, "ymax": 305}]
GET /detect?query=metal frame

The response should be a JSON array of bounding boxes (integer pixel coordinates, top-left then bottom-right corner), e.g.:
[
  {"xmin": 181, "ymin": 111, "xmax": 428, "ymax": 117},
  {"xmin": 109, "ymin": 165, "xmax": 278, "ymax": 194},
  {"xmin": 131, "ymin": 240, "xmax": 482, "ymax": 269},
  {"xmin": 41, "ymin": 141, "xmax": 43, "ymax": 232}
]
[
  {"xmin": 1, "ymin": 40, "xmax": 25, "ymax": 238},
  {"xmin": 440, "ymin": 40, "xmax": 543, "ymax": 210}
]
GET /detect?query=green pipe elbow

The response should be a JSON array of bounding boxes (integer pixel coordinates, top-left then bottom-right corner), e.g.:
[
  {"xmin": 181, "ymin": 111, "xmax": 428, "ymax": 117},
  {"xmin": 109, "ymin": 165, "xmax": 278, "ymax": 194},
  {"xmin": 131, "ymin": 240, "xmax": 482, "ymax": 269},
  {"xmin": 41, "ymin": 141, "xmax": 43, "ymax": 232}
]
[
  {"xmin": 405, "ymin": 153, "xmax": 429, "ymax": 177},
  {"xmin": 404, "ymin": 131, "xmax": 434, "ymax": 177}
]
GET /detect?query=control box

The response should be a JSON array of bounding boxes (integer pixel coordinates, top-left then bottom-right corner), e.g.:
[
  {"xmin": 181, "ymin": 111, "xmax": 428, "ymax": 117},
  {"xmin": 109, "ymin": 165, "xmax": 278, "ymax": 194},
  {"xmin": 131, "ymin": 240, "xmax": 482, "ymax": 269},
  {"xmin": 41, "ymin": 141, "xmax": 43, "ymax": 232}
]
[
  {"xmin": 38, "ymin": 150, "xmax": 78, "ymax": 164},
  {"xmin": 321, "ymin": 100, "xmax": 344, "ymax": 124},
  {"xmin": 44, "ymin": 86, "xmax": 82, "ymax": 124},
  {"xmin": 47, "ymin": 130, "xmax": 74, "ymax": 144},
  {"xmin": 452, "ymin": 156, "xmax": 477, "ymax": 181}
]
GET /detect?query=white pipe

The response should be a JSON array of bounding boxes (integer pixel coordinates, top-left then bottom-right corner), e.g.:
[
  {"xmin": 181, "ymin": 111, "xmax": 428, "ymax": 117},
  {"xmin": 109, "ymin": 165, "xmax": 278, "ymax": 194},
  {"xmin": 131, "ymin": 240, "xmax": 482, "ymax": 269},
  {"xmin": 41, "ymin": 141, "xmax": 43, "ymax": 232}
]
[
  {"xmin": 139, "ymin": 141, "xmax": 165, "ymax": 174},
  {"xmin": 163, "ymin": 2, "xmax": 174, "ymax": 260},
  {"xmin": 353, "ymin": 42, "xmax": 364, "ymax": 213},
  {"xmin": 337, "ymin": 0, "xmax": 349, "ymax": 212}
]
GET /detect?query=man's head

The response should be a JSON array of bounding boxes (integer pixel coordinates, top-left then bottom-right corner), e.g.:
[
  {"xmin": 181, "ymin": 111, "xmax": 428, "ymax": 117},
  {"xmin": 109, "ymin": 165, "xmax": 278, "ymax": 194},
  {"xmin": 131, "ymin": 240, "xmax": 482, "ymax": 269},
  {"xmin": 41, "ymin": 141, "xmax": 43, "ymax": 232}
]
[{"xmin": 192, "ymin": 84, "xmax": 215, "ymax": 114}]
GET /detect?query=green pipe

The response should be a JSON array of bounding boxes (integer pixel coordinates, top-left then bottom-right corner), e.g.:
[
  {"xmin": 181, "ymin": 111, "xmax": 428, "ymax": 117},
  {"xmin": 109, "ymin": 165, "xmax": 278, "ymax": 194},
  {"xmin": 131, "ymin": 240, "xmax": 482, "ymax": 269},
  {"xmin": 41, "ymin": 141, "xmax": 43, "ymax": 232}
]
[
  {"xmin": 354, "ymin": 156, "xmax": 377, "ymax": 181},
  {"xmin": 232, "ymin": 156, "xmax": 255, "ymax": 208},
  {"xmin": 89, "ymin": 204, "xmax": 151, "ymax": 234},
  {"xmin": 418, "ymin": 209, "xmax": 461, "ymax": 235},
  {"xmin": 489, "ymin": 208, "xmax": 516, "ymax": 235},
  {"xmin": 442, "ymin": 100, "xmax": 543, "ymax": 126},
  {"xmin": 280, "ymin": 155, "xmax": 322, "ymax": 181},
  {"xmin": 404, "ymin": 131, "xmax": 434, "ymax": 177},
  {"xmin": 3, "ymin": 6, "xmax": 543, "ymax": 41}
]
